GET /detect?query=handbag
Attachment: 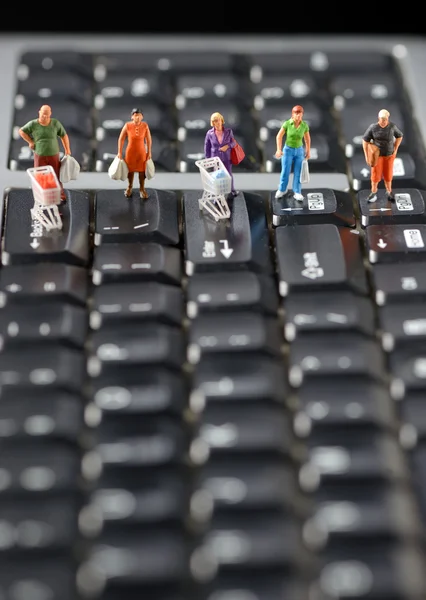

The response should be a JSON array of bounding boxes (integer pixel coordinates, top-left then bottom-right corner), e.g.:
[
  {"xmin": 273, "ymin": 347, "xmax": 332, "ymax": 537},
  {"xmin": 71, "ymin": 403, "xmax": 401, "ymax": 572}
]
[
  {"xmin": 300, "ymin": 159, "xmax": 310, "ymax": 184},
  {"xmin": 230, "ymin": 140, "xmax": 245, "ymax": 165},
  {"xmin": 366, "ymin": 142, "xmax": 380, "ymax": 168},
  {"xmin": 59, "ymin": 155, "xmax": 80, "ymax": 183},
  {"xmin": 145, "ymin": 158, "xmax": 155, "ymax": 180},
  {"xmin": 108, "ymin": 156, "xmax": 129, "ymax": 181}
]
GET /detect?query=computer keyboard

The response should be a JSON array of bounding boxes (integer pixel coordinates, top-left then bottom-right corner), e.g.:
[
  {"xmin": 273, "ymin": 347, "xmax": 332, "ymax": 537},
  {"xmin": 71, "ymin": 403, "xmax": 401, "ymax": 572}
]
[{"xmin": 1, "ymin": 32, "xmax": 426, "ymax": 600}]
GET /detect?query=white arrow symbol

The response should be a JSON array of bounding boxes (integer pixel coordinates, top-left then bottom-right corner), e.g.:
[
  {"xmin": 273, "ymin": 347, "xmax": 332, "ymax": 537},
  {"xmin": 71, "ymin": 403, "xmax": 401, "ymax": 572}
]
[
  {"xmin": 30, "ymin": 239, "xmax": 40, "ymax": 248},
  {"xmin": 281, "ymin": 207, "xmax": 304, "ymax": 211},
  {"xmin": 369, "ymin": 208, "xmax": 392, "ymax": 212},
  {"xmin": 361, "ymin": 168, "xmax": 369, "ymax": 177},
  {"xmin": 219, "ymin": 239, "xmax": 234, "ymax": 259},
  {"xmin": 377, "ymin": 238, "xmax": 387, "ymax": 248}
]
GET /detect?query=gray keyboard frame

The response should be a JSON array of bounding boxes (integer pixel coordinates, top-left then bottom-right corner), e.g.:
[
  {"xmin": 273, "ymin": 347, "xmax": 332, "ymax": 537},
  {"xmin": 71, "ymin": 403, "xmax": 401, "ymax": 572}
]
[{"xmin": 1, "ymin": 33, "xmax": 425, "ymax": 214}]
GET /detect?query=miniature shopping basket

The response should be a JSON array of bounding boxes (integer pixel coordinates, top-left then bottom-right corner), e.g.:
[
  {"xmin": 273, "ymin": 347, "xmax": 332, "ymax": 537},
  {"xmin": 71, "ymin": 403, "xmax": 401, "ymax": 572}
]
[
  {"xmin": 195, "ymin": 156, "xmax": 232, "ymax": 221},
  {"xmin": 27, "ymin": 165, "xmax": 63, "ymax": 231}
]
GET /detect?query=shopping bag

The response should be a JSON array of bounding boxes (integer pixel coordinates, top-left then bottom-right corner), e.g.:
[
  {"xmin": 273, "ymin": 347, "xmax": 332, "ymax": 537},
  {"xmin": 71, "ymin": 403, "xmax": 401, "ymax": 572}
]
[
  {"xmin": 108, "ymin": 156, "xmax": 129, "ymax": 181},
  {"xmin": 230, "ymin": 140, "xmax": 245, "ymax": 165},
  {"xmin": 145, "ymin": 158, "xmax": 155, "ymax": 180},
  {"xmin": 59, "ymin": 155, "xmax": 80, "ymax": 183},
  {"xmin": 300, "ymin": 159, "xmax": 310, "ymax": 184},
  {"xmin": 366, "ymin": 142, "xmax": 380, "ymax": 167}
]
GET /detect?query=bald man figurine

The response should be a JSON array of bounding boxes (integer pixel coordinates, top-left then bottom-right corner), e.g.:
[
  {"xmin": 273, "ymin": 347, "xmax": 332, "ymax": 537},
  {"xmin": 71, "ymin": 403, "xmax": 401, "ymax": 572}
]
[
  {"xmin": 362, "ymin": 109, "xmax": 403, "ymax": 203},
  {"xmin": 19, "ymin": 104, "xmax": 71, "ymax": 201}
]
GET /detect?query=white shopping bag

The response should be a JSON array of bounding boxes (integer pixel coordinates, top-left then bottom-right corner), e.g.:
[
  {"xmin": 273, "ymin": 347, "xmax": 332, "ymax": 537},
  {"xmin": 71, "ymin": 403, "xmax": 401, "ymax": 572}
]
[
  {"xmin": 108, "ymin": 156, "xmax": 129, "ymax": 181},
  {"xmin": 59, "ymin": 155, "xmax": 80, "ymax": 183},
  {"xmin": 145, "ymin": 158, "xmax": 155, "ymax": 180},
  {"xmin": 300, "ymin": 159, "xmax": 310, "ymax": 184}
]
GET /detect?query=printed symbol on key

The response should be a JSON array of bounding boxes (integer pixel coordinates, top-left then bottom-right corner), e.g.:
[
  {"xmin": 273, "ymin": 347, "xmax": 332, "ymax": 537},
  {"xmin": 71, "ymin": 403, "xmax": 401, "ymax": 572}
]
[
  {"xmin": 403, "ymin": 229, "xmax": 424, "ymax": 248},
  {"xmin": 395, "ymin": 193, "xmax": 413, "ymax": 211}
]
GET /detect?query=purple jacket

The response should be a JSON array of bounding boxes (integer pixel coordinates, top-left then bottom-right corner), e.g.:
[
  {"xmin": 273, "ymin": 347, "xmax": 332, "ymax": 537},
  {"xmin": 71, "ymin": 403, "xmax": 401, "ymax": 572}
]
[{"xmin": 204, "ymin": 126, "xmax": 236, "ymax": 170}]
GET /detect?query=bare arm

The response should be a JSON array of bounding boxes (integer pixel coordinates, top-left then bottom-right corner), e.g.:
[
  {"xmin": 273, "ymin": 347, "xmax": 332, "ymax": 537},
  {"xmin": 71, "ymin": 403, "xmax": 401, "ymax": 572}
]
[
  {"xmin": 60, "ymin": 134, "xmax": 71, "ymax": 155},
  {"xmin": 362, "ymin": 139, "xmax": 370, "ymax": 162},
  {"xmin": 275, "ymin": 128, "xmax": 285, "ymax": 157},
  {"xmin": 18, "ymin": 128, "xmax": 34, "ymax": 149},
  {"xmin": 393, "ymin": 136, "xmax": 403, "ymax": 155},
  {"xmin": 117, "ymin": 125, "xmax": 127, "ymax": 158},
  {"xmin": 145, "ymin": 126, "xmax": 152, "ymax": 159},
  {"xmin": 304, "ymin": 131, "xmax": 311, "ymax": 159}
]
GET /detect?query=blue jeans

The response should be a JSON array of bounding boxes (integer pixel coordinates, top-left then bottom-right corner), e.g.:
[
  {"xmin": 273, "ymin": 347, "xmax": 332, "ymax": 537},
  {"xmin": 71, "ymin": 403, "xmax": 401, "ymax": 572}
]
[{"xmin": 278, "ymin": 145, "xmax": 304, "ymax": 194}]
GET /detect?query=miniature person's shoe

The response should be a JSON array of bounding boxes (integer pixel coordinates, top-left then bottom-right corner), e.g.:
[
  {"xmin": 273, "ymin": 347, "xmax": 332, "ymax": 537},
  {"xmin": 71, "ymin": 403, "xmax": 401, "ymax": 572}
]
[
  {"xmin": 275, "ymin": 189, "xmax": 286, "ymax": 199},
  {"xmin": 386, "ymin": 191, "xmax": 395, "ymax": 202},
  {"xmin": 140, "ymin": 189, "xmax": 149, "ymax": 199},
  {"xmin": 293, "ymin": 193, "xmax": 304, "ymax": 201},
  {"xmin": 124, "ymin": 187, "xmax": 133, "ymax": 197},
  {"xmin": 367, "ymin": 192, "xmax": 377, "ymax": 203},
  {"xmin": 231, "ymin": 190, "xmax": 239, "ymax": 197}
]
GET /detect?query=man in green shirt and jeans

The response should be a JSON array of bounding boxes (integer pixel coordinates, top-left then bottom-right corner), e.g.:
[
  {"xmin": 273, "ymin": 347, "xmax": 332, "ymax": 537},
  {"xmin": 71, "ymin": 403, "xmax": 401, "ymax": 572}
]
[
  {"xmin": 275, "ymin": 104, "xmax": 311, "ymax": 201},
  {"xmin": 19, "ymin": 104, "xmax": 71, "ymax": 201}
]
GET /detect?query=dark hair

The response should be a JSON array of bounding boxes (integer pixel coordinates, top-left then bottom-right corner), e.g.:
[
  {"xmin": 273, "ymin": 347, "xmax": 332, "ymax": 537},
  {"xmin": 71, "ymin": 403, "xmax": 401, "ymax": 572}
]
[{"xmin": 131, "ymin": 108, "xmax": 142, "ymax": 115}]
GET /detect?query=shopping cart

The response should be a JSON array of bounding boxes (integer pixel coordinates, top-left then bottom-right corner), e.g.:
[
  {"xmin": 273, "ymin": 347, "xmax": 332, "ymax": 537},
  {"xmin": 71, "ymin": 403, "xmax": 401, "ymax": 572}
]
[
  {"xmin": 27, "ymin": 165, "xmax": 63, "ymax": 231},
  {"xmin": 195, "ymin": 156, "xmax": 231, "ymax": 221}
]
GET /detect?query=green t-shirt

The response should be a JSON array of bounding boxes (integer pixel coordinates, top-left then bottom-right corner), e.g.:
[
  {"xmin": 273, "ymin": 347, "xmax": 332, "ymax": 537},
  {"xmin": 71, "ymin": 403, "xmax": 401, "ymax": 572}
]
[
  {"xmin": 281, "ymin": 119, "xmax": 309, "ymax": 148},
  {"xmin": 21, "ymin": 118, "xmax": 67, "ymax": 156}
]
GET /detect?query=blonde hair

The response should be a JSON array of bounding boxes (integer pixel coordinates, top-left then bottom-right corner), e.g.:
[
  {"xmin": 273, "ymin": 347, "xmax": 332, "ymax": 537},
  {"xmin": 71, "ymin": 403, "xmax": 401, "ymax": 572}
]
[
  {"xmin": 378, "ymin": 109, "xmax": 390, "ymax": 119},
  {"xmin": 210, "ymin": 112, "xmax": 225, "ymax": 126}
]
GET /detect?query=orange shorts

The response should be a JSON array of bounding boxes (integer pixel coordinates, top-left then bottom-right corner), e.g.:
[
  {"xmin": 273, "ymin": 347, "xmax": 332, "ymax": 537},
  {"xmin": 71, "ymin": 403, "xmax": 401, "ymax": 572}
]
[{"xmin": 371, "ymin": 155, "xmax": 395, "ymax": 183}]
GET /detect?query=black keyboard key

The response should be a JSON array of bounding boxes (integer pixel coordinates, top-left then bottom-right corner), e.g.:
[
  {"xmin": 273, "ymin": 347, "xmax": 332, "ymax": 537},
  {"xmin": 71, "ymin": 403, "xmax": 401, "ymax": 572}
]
[
  {"xmin": 187, "ymin": 312, "xmax": 282, "ymax": 364},
  {"xmin": 97, "ymin": 103, "xmax": 175, "ymax": 140},
  {"xmin": 294, "ymin": 379, "xmax": 397, "ymax": 436},
  {"xmin": 94, "ymin": 189, "xmax": 179, "ymax": 245},
  {"xmin": 92, "ymin": 242, "xmax": 182, "ymax": 286},
  {"xmin": 17, "ymin": 71, "xmax": 93, "ymax": 106},
  {"xmin": 358, "ymin": 188, "xmax": 425, "ymax": 227},
  {"xmin": 91, "ymin": 369, "xmax": 187, "ymax": 417},
  {"xmin": 379, "ymin": 303, "xmax": 426, "ymax": 351},
  {"xmin": 400, "ymin": 391, "xmax": 426, "ymax": 445},
  {"xmin": 0, "ymin": 302, "xmax": 88, "ymax": 349},
  {"xmin": 0, "ymin": 558, "xmax": 78, "ymax": 600},
  {"xmin": 184, "ymin": 192, "xmax": 271, "ymax": 275},
  {"xmin": 253, "ymin": 73, "xmax": 318, "ymax": 108},
  {"xmin": 90, "ymin": 281, "xmax": 184, "ymax": 328},
  {"xmin": 196, "ymin": 404, "xmax": 294, "ymax": 457},
  {"xmin": 0, "ymin": 442, "xmax": 81, "ymax": 494},
  {"xmin": 389, "ymin": 347, "xmax": 426, "ymax": 399},
  {"xmin": 366, "ymin": 224, "xmax": 426, "ymax": 263},
  {"xmin": 19, "ymin": 50, "xmax": 94, "ymax": 77},
  {"xmin": 0, "ymin": 388, "xmax": 84, "ymax": 442},
  {"xmin": 372, "ymin": 262, "xmax": 426, "ymax": 305},
  {"xmin": 187, "ymin": 272, "xmax": 278, "ymax": 318},
  {"xmin": 3, "ymin": 189, "xmax": 90, "ymax": 267},
  {"xmin": 88, "ymin": 323, "xmax": 185, "ymax": 374},
  {"xmin": 0, "ymin": 263, "xmax": 88, "ymax": 307},
  {"xmin": 351, "ymin": 152, "xmax": 417, "ymax": 192},
  {"xmin": 0, "ymin": 497, "xmax": 79, "ymax": 552},
  {"xmin": 93, "ymin": 417, "xmax": 187, "ymax": 468},
  {"xmin": 275, "ymin": 224, "xmax": 368, "ymax": 296},
  {"xmin": 204, "ymin": 574, "xmax": 311, "ymax": 600},
  {"xmin": 175, "ymin": 73, "xmax": 239, "ymax": 106},
  {"xmin": 77, "ymin": 531, "xmax": 188, "ymax": 593},
  {"xmin": 177, "ymin": 102, "xmax": 247, "ymax": 139},
  {"xmin": 192, "ymin": 355, "xmax": 288, "ymax": 407},
  {"xmin": 95, "ymin": 71, "xmax": 175, "ymax": 107},
  {"xmin": 14, "ymin": 101, "xmax": 93, "ymax": 138},
  {"xmin": 271, "ymin": 188, "xmax": 355, "ymax": 227},
  {"xmin": 0, "ymin": 346, "xmax": 86, "ymax": 392},
  {"xmin": 193, "ymin": 458, "xmax": 300, "ymax": 513},
  {"xmin": 83, "ymin": 470, "xmax": 187, "ymax": 527},
  {"xmin": 331, "ymin": 73, "xmax": 397, "ymax": 105},
  {"xmin": 288, "ymin": 332, "xmax": 386, "ymax": 387},
  {"xmin": 284, "ymin": 291, "xmax": 375, "ymax": 341}
]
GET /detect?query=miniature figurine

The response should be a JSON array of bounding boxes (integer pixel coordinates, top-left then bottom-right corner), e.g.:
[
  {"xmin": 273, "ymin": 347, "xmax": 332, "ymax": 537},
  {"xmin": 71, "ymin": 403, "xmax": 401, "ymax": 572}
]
[
  {"xmin": 18, "ymin": 104, "xmax": 71, "ymax": 201},
  {"xmin": 117, "ymin": 108, "xmax": 152, "ymax": 199},
  {"xmin": 204, "ymin": 112, "xmax": 238, "ymax": 198},
  {"xmin": 362, "ymin": 108, "xmax": 403, "ymax": 203},
  {"xmin": 274, "ymin": 105, "xmax": 311, "ymax": 201}
]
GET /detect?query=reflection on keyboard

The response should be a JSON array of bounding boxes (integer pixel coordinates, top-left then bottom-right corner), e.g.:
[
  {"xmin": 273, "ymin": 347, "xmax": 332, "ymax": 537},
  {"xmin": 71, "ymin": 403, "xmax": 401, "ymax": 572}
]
[{"xmin": 2, "ymin": 34, "xmax": 426, "ymax": 600}]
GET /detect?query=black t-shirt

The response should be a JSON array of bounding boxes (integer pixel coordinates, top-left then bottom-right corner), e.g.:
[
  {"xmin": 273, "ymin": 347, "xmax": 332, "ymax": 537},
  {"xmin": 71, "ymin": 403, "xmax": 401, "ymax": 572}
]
[{"xmin": 362, "ymin": 121, "xmax": 403, "ymax": 156}]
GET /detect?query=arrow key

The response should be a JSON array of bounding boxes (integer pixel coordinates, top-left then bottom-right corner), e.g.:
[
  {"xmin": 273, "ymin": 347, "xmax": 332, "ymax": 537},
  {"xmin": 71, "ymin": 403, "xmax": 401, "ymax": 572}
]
[
  {"xmin": 358, "ymin": 188, "xmax": 425, "ymax": 227},
  {"xmin": 366, "ymin": 224, "xmax": 426, "ymax": 263}
]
